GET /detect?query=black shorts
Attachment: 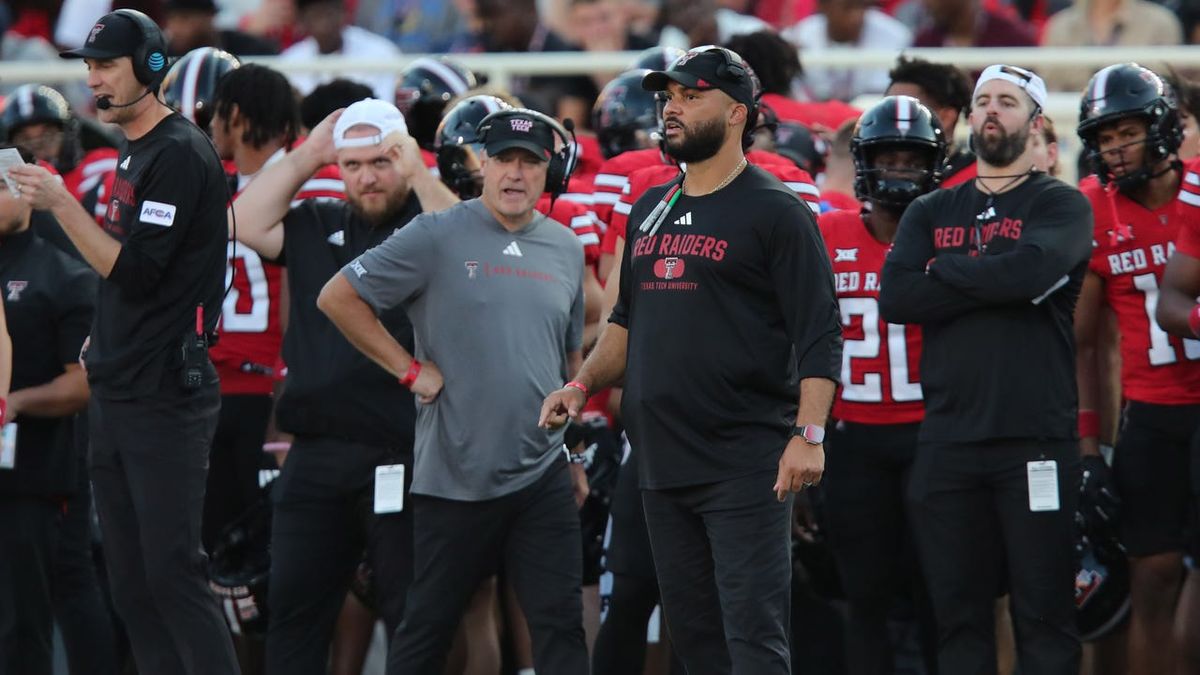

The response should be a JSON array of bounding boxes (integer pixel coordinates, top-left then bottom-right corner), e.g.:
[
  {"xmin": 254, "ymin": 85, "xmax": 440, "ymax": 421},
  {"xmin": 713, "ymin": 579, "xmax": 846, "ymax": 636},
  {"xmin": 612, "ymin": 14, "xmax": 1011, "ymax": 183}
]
[{"xmin": 1112, "ymin": 401, "xmax": 1200, "ymax": 557}]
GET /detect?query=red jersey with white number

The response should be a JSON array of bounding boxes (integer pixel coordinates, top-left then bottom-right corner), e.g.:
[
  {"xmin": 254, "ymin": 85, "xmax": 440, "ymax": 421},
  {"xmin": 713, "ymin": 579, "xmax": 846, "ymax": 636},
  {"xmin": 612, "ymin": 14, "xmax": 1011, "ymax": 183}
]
[
  {"xmin": 213, "ymin": 151, "xmax": 347, "ymax": 395},
  {"xmin": 65, "ymin": 148, "xmax": 119, "ymax": 204},
  {"xmin": 562, "ymin": 134, "xmax": 603, "ymax": 214},
  {"xmin": 536, "ymin": 194, "xmax": 600, "ymax": 265},
  {"xmin": 610, "ymin": 160, "xmax": 821, "ymax": 246},
  {"xmin": 818, "ymin": 209, "xmax": 924, "ymax": 424},
  {"xmin": 1080, "ymin": 161, "xmax": 1200, "ymax": 404}
]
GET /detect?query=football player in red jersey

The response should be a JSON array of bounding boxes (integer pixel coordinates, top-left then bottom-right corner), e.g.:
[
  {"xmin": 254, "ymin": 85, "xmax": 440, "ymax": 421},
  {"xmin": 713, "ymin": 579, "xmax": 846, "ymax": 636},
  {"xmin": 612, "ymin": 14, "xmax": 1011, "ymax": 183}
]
[
  {"xmin": 885, "ymin": 56, "xmax": 977, "ymax": 189},
  {"xmin": 208, "ymin": 62, "xmax": 304, "ymax": 557},
  {"xmin": 1076, "ymin": 63, "xmax": 1200, "ymax": 675},
  {"xmin": 818, "ymin": 95, "xmax": 945, "ymax": 675}
]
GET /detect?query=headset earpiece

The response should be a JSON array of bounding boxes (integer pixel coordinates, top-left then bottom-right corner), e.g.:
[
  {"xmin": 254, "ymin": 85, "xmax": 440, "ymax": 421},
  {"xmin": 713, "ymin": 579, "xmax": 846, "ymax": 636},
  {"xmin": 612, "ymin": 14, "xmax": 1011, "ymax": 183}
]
[{"xmin": 112, "ymin": 9, "xmax": 168, "ymax": 88}]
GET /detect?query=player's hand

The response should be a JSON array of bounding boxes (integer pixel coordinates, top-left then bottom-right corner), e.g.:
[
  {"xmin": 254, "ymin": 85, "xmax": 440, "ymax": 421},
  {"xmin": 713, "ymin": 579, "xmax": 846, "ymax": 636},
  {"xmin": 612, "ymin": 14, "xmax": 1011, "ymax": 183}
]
[
  {"xmin": 303, "ymin": 109, "xmax": 344, "ymax": 167},
  {"xmin": 774, "ymin": 437, "xmax": 824, "ymax": 502},
  {"xmin": 391, "ymin": 134, "xmax": 426, "ymax": 179},
  {"xmin": 539, "ymin": 386, "xmax": 586, "ymax": 429},
  {"xmin": 411, "ymin": 359, "xmax": 443, "ymax": 404},
  {"xmin": 8, "ymin": 164, "xmax": 70, "ymax": 211}
]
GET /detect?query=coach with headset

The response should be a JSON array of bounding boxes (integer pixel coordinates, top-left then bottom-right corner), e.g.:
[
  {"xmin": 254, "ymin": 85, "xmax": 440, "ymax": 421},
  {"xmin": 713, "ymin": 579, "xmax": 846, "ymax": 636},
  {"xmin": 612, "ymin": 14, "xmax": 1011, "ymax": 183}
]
[
  {"xmin": 318, "ymin": 106, "xmax": 590, "ymax": 674},
  {"xmin": 11, "ymin": 10, "xmax": 237, "ymax": 674}
]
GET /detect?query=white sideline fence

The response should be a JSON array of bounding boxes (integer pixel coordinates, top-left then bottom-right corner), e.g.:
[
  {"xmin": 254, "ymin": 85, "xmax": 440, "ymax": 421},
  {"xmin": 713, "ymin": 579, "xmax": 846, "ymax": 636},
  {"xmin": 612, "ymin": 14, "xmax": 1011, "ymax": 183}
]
[{"xmin": 6, "ymin": 46, "xmax": 1200, "ymax": 181}]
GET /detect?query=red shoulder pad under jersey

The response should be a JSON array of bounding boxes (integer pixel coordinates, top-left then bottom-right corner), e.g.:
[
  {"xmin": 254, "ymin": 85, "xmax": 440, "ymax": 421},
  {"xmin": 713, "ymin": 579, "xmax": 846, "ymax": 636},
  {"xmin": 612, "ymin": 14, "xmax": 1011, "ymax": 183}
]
[
  {"xmin": 940, "ymin": 161, "xmax": 978, "ymax": 189},
  {"xmin": 537, "ymin": 194, "xmax": 600, "ymax": 264},
  {"xmin": 754, "ymin": 160, "xmax": 821, "ymax": 213},
  {"xmin": 817, "ymin": 209, "xmax": 924, "ymax": 424},
  {"xmin": 820, "ymin": 190, "xmax": 862, "ymax": 214},
  {"xmin": 761, "ymin": 93, "xmax": 861, "ymax": 131},
  {"xmin": 1080, "ymin": 163, "xmax": 1200, "ymax": 404},
  {"xmin": 610, "ymin": 164, "xmax": 682, "ymax": 244},
  {"xmin": 64, "ymin": 148, "xmax": 118, "ymax": 201},
  {"xmin": 592, "ymin": 148, "xmax": 670, "ymax": 234}
]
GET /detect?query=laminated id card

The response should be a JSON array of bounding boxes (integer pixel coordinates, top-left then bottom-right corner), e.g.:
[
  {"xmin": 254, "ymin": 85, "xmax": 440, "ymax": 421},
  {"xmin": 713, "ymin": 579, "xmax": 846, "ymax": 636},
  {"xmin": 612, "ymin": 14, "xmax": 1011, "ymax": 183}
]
[
  {"xmin": 373, "ymin": 464, "xmax": 406, "ymax": 514},
  {"xmin": 1027, "ymin": 460, "xmax": 1059, "ymax": 512},
  {"xmin": 0, "ymin": 423, "xmax": 16, "ymax": 469}
]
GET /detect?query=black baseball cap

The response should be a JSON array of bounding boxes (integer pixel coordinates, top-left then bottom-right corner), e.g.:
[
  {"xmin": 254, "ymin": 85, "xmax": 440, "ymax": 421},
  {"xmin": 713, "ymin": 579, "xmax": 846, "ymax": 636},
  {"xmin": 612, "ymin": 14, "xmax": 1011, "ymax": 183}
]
[
  {"xmin": 482, "ymin": 111, "xmax": 555, "ymax": 162},
  {"xmin": 59, "ymin": 11, "xmax": 144, "ymax": 60},
  {"xmin": 642, "ymin": 46, "xmax": 758, "ymax": 109}
]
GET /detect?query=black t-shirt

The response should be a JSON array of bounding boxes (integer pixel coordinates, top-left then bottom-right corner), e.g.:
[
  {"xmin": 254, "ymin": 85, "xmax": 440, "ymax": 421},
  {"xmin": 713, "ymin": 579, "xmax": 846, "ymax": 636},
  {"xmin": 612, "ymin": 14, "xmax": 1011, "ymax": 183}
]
[
  {"xmin": 272, "ymin": 198, "xmax": 421, "ymax": 447},
  {"xmin": 87, "ymin": 113, "xmax": 228, "ymax": 400},
  {"xmin": 879, "ymin": 172, "xmax": 1093, "ymax": 444},
  {"xmin": 0, "ymin": 227, "xmax": 96, "ymax": 497},
  {"xmin": 612, "ymin": 165, "xmax": 842, "ymax": 489}
]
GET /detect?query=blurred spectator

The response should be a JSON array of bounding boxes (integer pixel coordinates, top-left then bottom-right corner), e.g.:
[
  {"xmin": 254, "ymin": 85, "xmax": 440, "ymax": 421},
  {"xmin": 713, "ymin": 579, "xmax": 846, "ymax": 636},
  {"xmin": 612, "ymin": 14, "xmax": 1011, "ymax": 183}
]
[
  {"xmin": 1167, "ymin": 68, "xmax": 1200, "ymax": 159},
  {"xmin": 885, "ymin": 56, "xmax": 977, "ymax": 186},
  {"xmin": 1040, "ymin": 0, "xmax": 1182, "ymax": 91},
  {"xmin": 568, "ymin": 0, "xmax": 656, "ymax": 91},
  {"xmin": 354, "ymin": 0, "xmax": 470, "ymax": 52},
  {"xmin": 1029, "ymin": 113, "xmax": 1060, "ymax": 175},
  {"xmin": 913, "ymin": 0, "xmax": 1037, "ymax": 47},
  {"xmin": 299, "ymin": 78, "xmax": 375, "ymax": 132},
  {"xmin": 782, "ymin": 0, "xmax": 911, "ymax": 101},
  {"xmin": 54, "ymin": 0, "xmax": 165, "ymax": 48},
  {"xmin": 725, "ymin": 31, "xmax": 860, "ymax": 130},
  {"xmin": 278, "ymin": 0, "xmax": 402, "ymax": 102},
  {"xmin": 657, "ymin": 0, "xmax": 771, "ymax": 48},
  {"xmin": 474, "ymin": 0, "xmax": 596, "ymax": 123},
  {"xmin": 162, "ymin": 0, "xmax": 279, "ymax": 56},
  {"xmin": 237, "ymin": 0, "xmax": 302, "ymax": 49}
]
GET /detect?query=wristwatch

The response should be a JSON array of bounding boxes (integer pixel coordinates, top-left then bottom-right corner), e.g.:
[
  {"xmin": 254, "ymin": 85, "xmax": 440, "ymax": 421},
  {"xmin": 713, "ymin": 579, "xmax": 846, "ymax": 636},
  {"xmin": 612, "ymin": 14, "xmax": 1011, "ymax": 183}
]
[{"xmin": 793, "ymin": 424, "xmax": 825, "ymax": 445}]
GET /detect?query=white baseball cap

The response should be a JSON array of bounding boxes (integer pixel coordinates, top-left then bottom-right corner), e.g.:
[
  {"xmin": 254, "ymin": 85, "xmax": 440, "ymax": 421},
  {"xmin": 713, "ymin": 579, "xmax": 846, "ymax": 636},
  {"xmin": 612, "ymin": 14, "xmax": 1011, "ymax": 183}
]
[
  {"xmin": 333, "ymin": 98, "xmax": 409, "ymax": 149},
  {"xmin": 973, "ymin": 64, "xmax": 1048, "ymax": 111}
]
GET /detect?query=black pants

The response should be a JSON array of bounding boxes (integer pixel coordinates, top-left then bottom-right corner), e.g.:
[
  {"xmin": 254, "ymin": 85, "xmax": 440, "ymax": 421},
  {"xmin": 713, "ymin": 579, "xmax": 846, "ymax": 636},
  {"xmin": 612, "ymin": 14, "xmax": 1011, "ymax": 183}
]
[
  {"xmin": 642, "ymin": 469, "xmax": 793, "ymax": 675},
  {"xmin": 824, "ymin": 420, "xmax": 937, "ymax": 675},
  {"xmin": 908, "ymin": 440, "xmax": 1080, "ymax": 675},
  {"xmin": 266, "ymin": 435, "xmax": 414, "ymax": 675},
  {"xmin": 88, "ymin": 386, "xmax": 239, "ymax": 675},
  {"xmin": 0, "ymin": 496, "xmax": 59, "ymax": 675},
  {"xmin": 204, "ymin": 394, "xmax": 273, "ymax": 551},
  {"xmin": 54, "ymin": 428, "xmax": 118, "ymax": 675},
  {"xmin": 387, "ymin": 458, "xmax": 588, "ymax": 675}
]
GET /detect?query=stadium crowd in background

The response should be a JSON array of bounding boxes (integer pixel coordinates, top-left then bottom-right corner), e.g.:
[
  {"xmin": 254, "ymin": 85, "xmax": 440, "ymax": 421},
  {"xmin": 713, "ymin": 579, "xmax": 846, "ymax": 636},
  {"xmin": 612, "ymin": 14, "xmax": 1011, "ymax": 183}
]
[{"xmin": 2, "ymin": 1, "xmax": 1200, "ymax": 675}]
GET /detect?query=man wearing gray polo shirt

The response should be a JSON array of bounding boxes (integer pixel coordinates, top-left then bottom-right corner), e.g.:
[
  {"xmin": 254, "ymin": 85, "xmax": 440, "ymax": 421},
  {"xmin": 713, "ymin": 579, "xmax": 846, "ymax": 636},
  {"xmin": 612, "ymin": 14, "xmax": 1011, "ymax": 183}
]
[{"xmin": 317, "ymin": 107, "xmax": 590, "ymax": 675}]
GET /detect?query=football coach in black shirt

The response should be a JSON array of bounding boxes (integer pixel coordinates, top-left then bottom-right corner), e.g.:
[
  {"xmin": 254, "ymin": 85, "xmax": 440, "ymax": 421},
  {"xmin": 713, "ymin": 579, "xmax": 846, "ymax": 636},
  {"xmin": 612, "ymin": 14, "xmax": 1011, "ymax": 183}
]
[
  {"xmin": 541, "ymin": 46, "xmax": 842, "ymax": 674},
  {"xmin": 11, "ymin": 10, "xmax": 239, "ymax": 675}
]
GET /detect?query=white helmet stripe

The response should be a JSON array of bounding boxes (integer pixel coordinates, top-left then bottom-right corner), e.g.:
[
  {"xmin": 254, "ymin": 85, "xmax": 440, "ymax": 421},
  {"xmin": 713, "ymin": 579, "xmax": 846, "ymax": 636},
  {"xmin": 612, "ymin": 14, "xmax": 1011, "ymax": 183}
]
[
  {"xmin": 180, "ymin": 48, "xmax": 211, "ymax": 124},
  {"xmin": 414, "ymin": 58, "xmax": 471, "ymax": 95}
]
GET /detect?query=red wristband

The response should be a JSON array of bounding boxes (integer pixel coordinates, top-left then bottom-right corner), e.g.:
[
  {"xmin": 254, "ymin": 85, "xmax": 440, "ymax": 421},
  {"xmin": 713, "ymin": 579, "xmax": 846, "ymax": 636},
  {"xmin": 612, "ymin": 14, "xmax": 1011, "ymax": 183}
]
[
  {"xmin": 1078, "ymin": 409, "xmax": 1099, "ymax": 439},
  {"xmin": 564, "ymin": 381, "xmax": 589, "ymax": 400},
  {"xmin": 399, "ymin": 360, "xmax": 422, "ymax": 389},
  {"xmin": 0, "ymin": 398, "xmax": 6, "ymax": 423},
  {"xmin": 1189, "ymin": 304, "xmax": 1200, "ymax": 339}
]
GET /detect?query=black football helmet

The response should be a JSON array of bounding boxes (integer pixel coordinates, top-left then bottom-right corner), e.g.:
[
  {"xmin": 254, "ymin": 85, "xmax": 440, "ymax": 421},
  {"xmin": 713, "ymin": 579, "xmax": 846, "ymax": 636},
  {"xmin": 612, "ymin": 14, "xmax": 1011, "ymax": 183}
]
[
  {"xmin": 208, "ymin": 490, "xmax": 272, "ymax": 639},
  {"xmin": 435, "ymin": 94, "xmax": 512, "ymax": 199},
  {"xmin": 396, "ymin": 57, "xmax": 478, "ymax": 150},
  {"xmin": 593, "ymin": 69, "xmax": 660, "ymax": 160},
  {"xmin": 629, "ymin": 46, "xmax": 687, "ymax": 73},
  {"xmin": 852, "ymin": 95, "xmax": 946, "ymax": 209},
  {"xmin": 1078, "ymin": 63, "xmax": 1182, "ymax": 189},
  {"xmin": 160, "ymin": 46, "xmax": 241, "ymax": 133},
  {"xmin": 774, "ymin": 120, "xmax": 827, "ymax": 177},
  {"xmin": 1, "ymin": 84, "xmax": 79, "ymax": 170}
]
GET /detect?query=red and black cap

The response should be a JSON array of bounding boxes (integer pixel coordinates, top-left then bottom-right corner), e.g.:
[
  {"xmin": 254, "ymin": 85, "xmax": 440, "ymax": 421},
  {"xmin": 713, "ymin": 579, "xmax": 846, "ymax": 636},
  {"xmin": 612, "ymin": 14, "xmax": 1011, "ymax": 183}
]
[
  {"xmin": 641, "ymin": 46, "xmax": 758, "ymax": 110},
  {"xmin": 60, "ymin": 12, "xmax": 144, "ymax": 60}
]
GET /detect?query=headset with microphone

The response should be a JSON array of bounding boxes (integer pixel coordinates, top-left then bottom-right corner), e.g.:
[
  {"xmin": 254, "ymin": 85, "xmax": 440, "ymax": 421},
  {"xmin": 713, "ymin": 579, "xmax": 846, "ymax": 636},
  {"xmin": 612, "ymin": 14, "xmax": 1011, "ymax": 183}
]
[
  {"xmin": 95, "ymin": 9, "xmax": 168, "ymax": 111},
  {"xmin": 475, "ymin": 108, "xmax": 578, "ymax": 199}
]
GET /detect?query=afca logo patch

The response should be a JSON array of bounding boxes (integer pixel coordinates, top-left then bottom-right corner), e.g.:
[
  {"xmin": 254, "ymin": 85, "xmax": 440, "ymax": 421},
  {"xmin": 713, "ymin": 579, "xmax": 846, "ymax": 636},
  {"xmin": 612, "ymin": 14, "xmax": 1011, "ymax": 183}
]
[{"xmin": 139, "ymin": 200, "xmax": 177, "ymax": 227}]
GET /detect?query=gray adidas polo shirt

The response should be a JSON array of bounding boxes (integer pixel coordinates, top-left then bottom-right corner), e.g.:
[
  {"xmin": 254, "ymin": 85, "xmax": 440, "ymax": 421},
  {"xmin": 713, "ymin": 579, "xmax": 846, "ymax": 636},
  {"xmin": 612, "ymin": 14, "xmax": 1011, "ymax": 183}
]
[{"xmin": 342, "ymin": 199, "xmax": 585, "ymax": 501}]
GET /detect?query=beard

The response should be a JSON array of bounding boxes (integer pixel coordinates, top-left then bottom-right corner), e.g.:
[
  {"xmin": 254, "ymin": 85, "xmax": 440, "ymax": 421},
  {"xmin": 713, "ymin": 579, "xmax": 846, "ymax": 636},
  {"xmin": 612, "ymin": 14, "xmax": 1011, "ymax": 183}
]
[
  {"xmin": 664, "ymin": 115, "xmax": 727, "ymax": 164},
  {"xmin": 348, "ymin": 187, "xmax": 410, "ymax": 226},
  {"xmin": 975, "ymin": 119, "xmax": 1029, "ymax": 168}
]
